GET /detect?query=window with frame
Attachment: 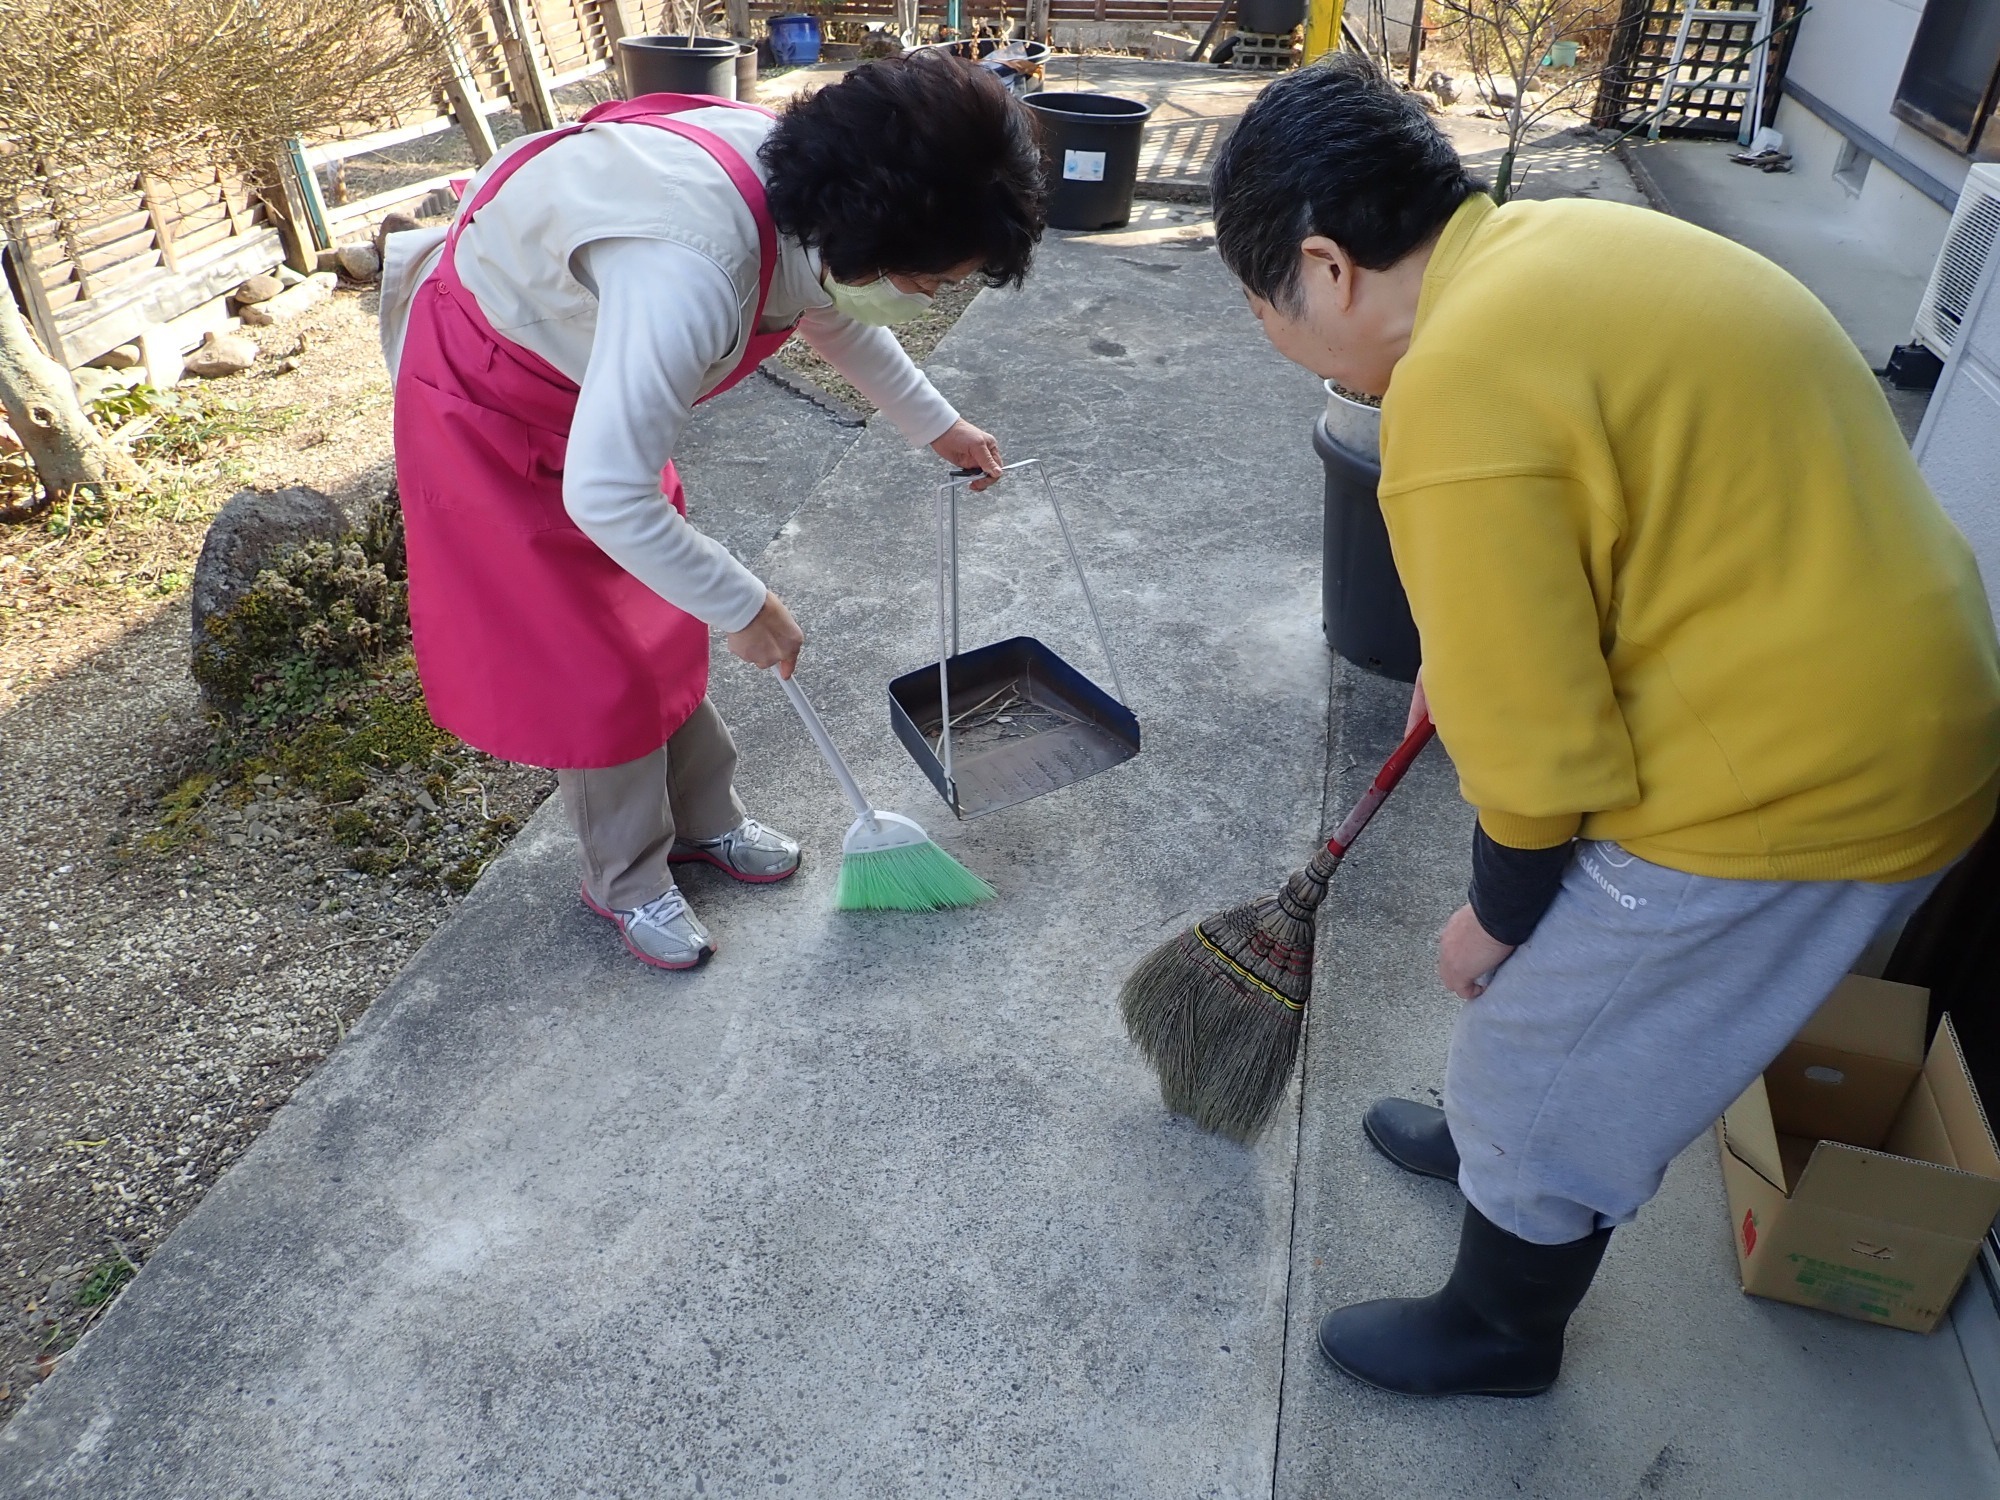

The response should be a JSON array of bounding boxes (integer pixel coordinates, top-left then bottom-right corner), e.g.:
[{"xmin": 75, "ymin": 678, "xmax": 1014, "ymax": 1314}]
[{"xmin": 1893, "ymin": 0, "xmax": 2000, "ymax": 159}]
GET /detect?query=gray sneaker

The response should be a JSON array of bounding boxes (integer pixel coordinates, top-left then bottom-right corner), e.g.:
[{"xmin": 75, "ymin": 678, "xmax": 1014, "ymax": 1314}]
[
  {"xmin": 581, "ymin": 883, "xmax": 715, "ymax": 971},
  {"xmin": 669, "ymin": 817, "xmax": 801, "ymax": 884}
]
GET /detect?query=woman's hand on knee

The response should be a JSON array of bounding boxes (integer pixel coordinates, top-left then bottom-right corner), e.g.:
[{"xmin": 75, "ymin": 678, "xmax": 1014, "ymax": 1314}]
[
  {"xmin": 1438, "ymin": 903, "xmax": 1515, "ymax": 1000},
  {"xmin": 727, "ymin": 591, "xmax": 804, "ymax": 679}
]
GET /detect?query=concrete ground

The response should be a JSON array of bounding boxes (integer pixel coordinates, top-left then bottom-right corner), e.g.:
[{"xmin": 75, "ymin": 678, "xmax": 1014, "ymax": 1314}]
[
  {"xmin": 0, "ymin": 203, "xmax": 1321, "ymax": 1497},
  {"xmin": 7, "ymin": 197, "xmax": 1999, "ymax": 1498},
  {"xmin": 1623, "ymin": 138, "xmax": 1944, "ymax": 373},
  {"xmin": 6, "ymin": 90, "xmax": 1999, "ymax": 1499}
]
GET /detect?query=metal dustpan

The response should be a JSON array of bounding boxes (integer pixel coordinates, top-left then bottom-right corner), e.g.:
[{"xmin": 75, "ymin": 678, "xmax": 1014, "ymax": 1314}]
[{"xmin": 889, "ymin": 459, "xmax": 1139, "ymax": 819}]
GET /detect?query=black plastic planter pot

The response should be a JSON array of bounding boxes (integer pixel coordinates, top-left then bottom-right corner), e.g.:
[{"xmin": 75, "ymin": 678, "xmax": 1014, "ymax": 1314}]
[
  {"xmin": 1023, "ymin": 92, "xmax": 1153, "ymax": 231},
  {"xmin": 1238, "ymin": 0, "xmax": 1307, "ymax": 31},
  {"xmin": 618, "ymin": 34, "xmax": 739, "ymax": 100},
  {"xmin": 1315, "ymin": 414, "xmax": 1420, "ymax": 682}
]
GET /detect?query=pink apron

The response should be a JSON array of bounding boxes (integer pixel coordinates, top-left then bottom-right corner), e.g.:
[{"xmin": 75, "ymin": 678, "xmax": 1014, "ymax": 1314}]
[{"xmin": 394, "ymin": 94, "xmax": 794, "ymax": 769}]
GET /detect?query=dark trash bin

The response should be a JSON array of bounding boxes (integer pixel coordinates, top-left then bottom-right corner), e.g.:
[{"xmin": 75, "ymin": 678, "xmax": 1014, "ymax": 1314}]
[
  {"xmin": 1023, "ymin": 92, "xmax": 1153, "ymax": 231},
  {"xmin": 619, "ymin": 34, "xmax": 739, "ymax": 100},
  {"xmin": 1239, "ymin": 0, "xmax": 1307, "ymax": 31},
  {"xmin": 1315, "ymin": 411, "xmax": 1420, "ymax": 683}
]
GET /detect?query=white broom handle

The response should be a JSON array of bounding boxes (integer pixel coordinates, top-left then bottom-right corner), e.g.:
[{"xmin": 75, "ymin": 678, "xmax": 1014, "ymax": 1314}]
[{"xmin": 773, "ymin": 670, "xmax": 876, "ymax": 828}]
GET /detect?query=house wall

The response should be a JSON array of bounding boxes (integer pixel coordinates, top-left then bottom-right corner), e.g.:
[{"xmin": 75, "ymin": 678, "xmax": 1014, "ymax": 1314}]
[{"xmin": 1792, "ymin": 0, "xmax": 1976, "ymax": 212}]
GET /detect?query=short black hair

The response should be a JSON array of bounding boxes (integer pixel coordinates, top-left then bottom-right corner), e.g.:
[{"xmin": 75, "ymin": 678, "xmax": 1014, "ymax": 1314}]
[
  {"xmin": 761, "ymin": 52, "xmax": 1047, "ymax": 287},
  {"xmin": 1211, "ymin": 54, "xmax": 1484, "ymax": 310}
]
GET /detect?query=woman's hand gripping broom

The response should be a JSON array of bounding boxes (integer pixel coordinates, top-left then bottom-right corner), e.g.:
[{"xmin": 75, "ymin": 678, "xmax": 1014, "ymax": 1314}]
[
  {"xmin": 773, "ymin": 669, "xmax": 996, "ymax": 912},
  {"xmin": 1119, "ymin": 715, "xmax": 1436, "ymax": 1140}
]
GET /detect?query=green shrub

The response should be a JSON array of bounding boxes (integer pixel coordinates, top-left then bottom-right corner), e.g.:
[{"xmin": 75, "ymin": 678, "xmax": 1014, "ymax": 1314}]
[{"xmin": 192, "ymin": 499, "xmax": 408, "ymax": 724}]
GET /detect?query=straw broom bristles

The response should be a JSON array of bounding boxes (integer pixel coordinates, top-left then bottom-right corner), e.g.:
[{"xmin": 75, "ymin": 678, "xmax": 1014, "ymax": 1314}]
[
  {"xmin": 1120, "ymin": 847, "xmax": 1341, "ymax": 1141},
  {"xmin": 1120, "ymin": 717, "xmax": 1436, "ymax": 1142}
]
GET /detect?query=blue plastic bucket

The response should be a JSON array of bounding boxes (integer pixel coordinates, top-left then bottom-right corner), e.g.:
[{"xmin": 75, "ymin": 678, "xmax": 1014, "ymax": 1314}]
[{"xmin": 768, "ymin": 14, "xmax": 822, "ymax": 66}]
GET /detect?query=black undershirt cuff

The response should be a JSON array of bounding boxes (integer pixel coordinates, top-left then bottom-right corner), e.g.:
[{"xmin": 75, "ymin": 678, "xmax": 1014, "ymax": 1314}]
[{"xmin": 1468, "ymin": 824, "xmax": 1574, "ymax": 947}]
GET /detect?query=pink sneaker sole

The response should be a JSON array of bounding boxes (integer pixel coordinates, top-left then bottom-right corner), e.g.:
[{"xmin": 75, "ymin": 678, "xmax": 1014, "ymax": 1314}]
[
  {"xmin": 666, "ymin": 846, "xmax": 801, "ymax": 885},
  {"xmin": 579, "ymin": 885, "xmax": 715, "ymax": 971}
]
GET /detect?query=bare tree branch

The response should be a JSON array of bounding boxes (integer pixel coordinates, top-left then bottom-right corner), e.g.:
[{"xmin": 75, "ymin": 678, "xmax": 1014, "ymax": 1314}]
[{"xmin": 1430, "ymin": 0, "xmax": 1620, "ymax": 200}]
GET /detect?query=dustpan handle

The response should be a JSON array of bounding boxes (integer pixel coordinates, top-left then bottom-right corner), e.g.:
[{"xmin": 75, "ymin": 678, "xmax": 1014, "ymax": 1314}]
[
  {"xmin": 1032, "ymin": 462, "xmax": 1128, "ymax": 706},
  {"xmin": 947, "ymin": 460, "xmax": 1129, "ymax": 706},
  {"xmin": 934, "ymin": 474, "xmax": 956, "ymax": 803}
]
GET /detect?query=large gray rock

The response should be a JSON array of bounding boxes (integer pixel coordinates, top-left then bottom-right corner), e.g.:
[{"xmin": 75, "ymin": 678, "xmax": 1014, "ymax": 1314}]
[
  {"xmin": 335, "ymin": 243, "xmax": 382, "ymax": 281},
  {"xmin": 189, "ymin": 486, "xmax": 348, "ymax": 663},
  {"xmin": 373, "ymin": 211, "xmax": 422, "ymax": 256},
  {"xmin": 183, "ymin": 331, "xmax": 258, "ymax": 379},
  {"xmin": 238, "ymin": 272, "xmax": 335, "ymax": 327},
  {"xmin": 234, "ymin": 272, "xmax": 284, "ymax": 305},
  {"xmin": 72, "ymin": 365, "xmax": 136, "ymax": 403}
]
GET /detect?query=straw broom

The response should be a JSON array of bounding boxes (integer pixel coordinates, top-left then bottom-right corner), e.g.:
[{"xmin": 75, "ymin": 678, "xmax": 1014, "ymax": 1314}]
[{"xmin": 1120, "ymin": 716, "xmax": 1435, "ymax": 1140}]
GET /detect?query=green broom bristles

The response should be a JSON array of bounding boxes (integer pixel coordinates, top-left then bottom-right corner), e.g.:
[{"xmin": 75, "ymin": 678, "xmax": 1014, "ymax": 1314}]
[
  {"xmin": 835, "ymin": 839, "xmax": 997, "ymax": 912},
  {"xmin": 1119, "ymin": 848, "xmax": 1340, "ymax": 1141}
]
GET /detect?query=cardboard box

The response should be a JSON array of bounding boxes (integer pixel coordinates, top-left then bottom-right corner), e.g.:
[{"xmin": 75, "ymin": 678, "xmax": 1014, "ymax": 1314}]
[{"xmin": 1716, "ymin": 974, "xmax": 2000, "ymax": 1333}]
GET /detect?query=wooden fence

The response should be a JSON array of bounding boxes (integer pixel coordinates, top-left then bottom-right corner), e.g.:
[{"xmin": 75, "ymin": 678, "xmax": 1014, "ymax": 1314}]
[
  {"xmin": 1, "ymin": 0, "xmax": 690, "ymax": 371},
  {"xmin": 3, "ymin": 0, "xmax": 1207, "ymax": 371}
]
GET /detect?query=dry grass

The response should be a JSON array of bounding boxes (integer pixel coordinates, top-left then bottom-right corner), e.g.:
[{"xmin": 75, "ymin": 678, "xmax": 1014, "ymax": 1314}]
[
  {"xmin": 0, "ymin": 0, "xmax": 471, "ymax": 212},
  {"xmin": 0, "ymin": 289, "xmax": 398, "ymax": 713}
]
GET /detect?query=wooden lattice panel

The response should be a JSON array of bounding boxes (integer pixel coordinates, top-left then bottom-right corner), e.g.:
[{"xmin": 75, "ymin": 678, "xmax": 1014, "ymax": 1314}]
[{"xmin": 1595, "ymin": 0, "xmax": 1794, "ymax": 137}]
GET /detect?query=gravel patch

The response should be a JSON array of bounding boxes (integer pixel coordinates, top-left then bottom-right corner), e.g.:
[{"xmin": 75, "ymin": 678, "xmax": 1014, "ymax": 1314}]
[{"xmin": 0, "ymin": 607, "xmax": 551, "ymax": 1418}]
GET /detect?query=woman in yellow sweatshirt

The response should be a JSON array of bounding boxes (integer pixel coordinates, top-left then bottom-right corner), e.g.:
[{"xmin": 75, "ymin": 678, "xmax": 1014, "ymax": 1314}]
[{"xmin": 1211, "ymin": 57, "xmax": 2000, "ymax": 1399}]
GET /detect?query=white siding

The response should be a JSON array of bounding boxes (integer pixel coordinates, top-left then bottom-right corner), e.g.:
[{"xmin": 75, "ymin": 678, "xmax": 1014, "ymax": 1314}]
[{"xmin": 1783, "ymin": 0, "xmax": 1975, "ymax": 198}]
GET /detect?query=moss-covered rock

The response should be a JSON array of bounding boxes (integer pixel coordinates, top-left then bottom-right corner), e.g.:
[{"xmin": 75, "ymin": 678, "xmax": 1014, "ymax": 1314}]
[{"xmin": 191, "ymin": 493, "xmax": 407, "ymax": 723}]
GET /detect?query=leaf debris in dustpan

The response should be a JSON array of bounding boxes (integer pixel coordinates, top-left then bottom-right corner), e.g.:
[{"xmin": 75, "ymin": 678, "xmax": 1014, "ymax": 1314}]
[{"xmin": 931, "ymin": 683, "xmax": 1087, "ymax": 753}]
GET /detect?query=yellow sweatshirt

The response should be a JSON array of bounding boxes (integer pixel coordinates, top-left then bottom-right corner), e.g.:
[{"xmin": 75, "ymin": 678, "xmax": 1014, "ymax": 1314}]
[{"xmin": 1378, "ymin": 193, "xmax": 2000, "ymax": 882}]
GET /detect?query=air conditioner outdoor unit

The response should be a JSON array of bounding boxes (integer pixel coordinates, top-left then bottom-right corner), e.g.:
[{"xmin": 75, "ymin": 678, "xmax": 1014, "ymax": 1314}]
[{"xmin": 1915, "ymin": 162, "xmax": 2000, "ymax": 358}]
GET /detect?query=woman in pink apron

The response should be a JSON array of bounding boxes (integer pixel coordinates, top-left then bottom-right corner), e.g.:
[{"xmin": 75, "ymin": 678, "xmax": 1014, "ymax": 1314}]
[{"xmin": 384, "ymin": 55, "xmax": 1045, "ymax": 969}]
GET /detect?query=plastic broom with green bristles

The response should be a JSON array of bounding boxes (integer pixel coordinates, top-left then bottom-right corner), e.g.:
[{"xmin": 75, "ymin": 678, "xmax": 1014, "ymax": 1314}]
[{"xmin": 773, "ymin": 670, "xmax": 995, "ymax": 912}]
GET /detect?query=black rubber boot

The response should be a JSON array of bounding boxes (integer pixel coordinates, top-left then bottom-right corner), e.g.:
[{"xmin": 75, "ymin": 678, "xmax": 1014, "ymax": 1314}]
[
  {"xmin": 1362, "ymin": 1097, "xmax": 1461, "ymax": 1183},
  {"xmin": 1317, "ymin": 1203, "xmax": 1612, "ymax": 1397}
]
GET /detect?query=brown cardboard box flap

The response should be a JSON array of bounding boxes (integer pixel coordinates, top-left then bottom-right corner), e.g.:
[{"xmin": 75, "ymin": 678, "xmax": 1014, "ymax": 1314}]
[
  {"xmin": 1884, "ymin": 1072, "xmax": 1957, "ymax": 1171},
  {"xmin": 1722, "ymin": 1073, "xmax": 1787, "ymax": 1191},
  {"xmin": 1749, "ymin": 974, "xmax": 1930, "ymax": 1152},
  {"xmin": 1795, "ymin": 974, "xmax": 1928, "ymax": 1061},
  {"xmin": 1927, "ymin": 1016, "xmax": 2000, "ymax": 1180},
  {"xmin": 1763, "ymin": 1042, "xmax": 1920, "ymax": 1149},
  {"xmin": 1790, "ymin": 1139, "xmax": 2000, "ymax": 1241}
]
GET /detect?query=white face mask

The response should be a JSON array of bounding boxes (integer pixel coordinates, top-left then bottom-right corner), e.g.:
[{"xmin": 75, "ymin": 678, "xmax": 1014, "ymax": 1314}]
[{"xmin": 822, "ymin": 269, "xmax": 934, "ymax": 327}]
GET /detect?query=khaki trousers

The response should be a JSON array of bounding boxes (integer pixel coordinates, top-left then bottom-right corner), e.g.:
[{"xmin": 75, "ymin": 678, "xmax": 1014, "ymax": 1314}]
[{"xmin": 556, "ymin": 698, "xmax": 745, "ymax": 910}]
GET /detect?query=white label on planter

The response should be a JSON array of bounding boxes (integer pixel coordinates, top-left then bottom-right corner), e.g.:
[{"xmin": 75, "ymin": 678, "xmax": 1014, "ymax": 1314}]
[{"xmin": 1063, "ymin": 149, "xmax": 1107, "ymax": 182}]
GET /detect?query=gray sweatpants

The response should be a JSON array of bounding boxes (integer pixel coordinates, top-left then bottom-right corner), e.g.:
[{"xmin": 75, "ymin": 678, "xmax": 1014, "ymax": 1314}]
[{"xmin": 1446, "ymin": 840, "xmax": 1943, "ymax": 1245}]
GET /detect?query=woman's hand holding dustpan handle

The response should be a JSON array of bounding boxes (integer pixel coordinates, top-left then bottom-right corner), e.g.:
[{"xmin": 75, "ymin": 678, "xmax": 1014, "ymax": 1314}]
[{"xmin": 933, "ymin": 420, "xmax": 1004, "ymax": 490}]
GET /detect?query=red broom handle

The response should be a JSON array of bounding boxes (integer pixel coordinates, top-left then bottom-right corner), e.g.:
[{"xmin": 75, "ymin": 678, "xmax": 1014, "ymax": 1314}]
[{"xmin": 1325, "ymin": 714, "xmax": 1436, "ymax": 858}]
